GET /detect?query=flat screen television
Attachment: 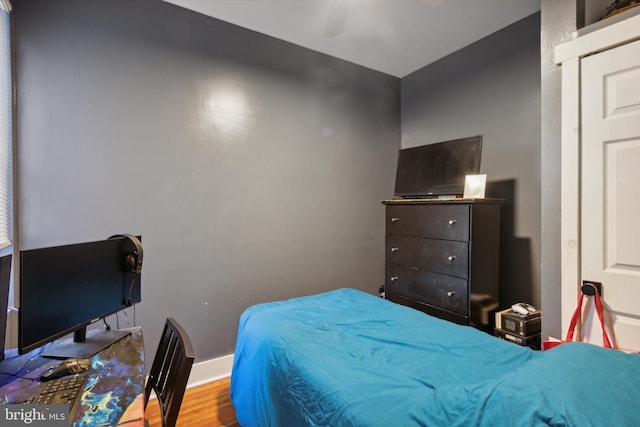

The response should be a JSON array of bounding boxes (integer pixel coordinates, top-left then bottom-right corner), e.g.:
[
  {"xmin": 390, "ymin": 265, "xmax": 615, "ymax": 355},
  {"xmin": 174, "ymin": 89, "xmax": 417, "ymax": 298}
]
[
  {"xmin": 394, "ymin": 135, "xmax": 483, "ymax": 198},
  {"xmin": 0, "ymin": 254, "xmax": 11, "ymax": 362},
  {"xmin": 18, "ymin": 235, "xmax": 142, "ymax": 359}
]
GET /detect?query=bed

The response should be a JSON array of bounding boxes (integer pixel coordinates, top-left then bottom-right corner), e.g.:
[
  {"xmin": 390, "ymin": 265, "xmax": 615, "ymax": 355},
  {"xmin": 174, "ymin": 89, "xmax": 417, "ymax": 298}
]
[{"xmin": 230, "ymin": 288, "xmax": 640, "ymax": 426}]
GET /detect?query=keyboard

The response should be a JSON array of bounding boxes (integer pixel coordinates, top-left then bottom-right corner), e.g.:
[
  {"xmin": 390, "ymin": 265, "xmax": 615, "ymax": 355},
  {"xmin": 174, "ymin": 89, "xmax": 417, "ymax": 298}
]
[{"xmin": 28, "ymin": 373, "xmax": 88, "ymax": 409}]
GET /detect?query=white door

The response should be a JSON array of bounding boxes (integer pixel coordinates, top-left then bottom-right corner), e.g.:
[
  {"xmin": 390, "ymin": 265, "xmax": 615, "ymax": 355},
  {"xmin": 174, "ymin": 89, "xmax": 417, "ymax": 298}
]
[{"xmin": 581, "ymin": 39, "xmax": 640, "ymax": 350}]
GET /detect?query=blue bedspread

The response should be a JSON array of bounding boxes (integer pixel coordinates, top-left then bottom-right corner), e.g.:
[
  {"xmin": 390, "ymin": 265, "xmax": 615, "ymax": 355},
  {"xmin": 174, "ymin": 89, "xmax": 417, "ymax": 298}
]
[{"xmin": 230, "ymin": 288, "xmax": 640, "ymax": 426}]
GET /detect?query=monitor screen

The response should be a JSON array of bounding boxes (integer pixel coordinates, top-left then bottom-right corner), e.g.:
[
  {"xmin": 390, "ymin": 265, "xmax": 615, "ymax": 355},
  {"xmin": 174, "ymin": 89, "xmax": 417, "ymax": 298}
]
[
  {"xmin": 0, "ymin": 254, "xmax": 11, "ymax": 361},
  {"xmin": 394, "ymin": 135, "xmax": 483, "ymax": 198},
  {"xmin": 18, "ymin": 236, "xmax": 142, "ymax": 358}
]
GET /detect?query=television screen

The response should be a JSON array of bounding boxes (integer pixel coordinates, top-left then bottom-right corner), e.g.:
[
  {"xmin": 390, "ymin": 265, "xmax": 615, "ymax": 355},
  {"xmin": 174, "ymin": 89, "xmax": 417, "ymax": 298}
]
[
  {"xmin": 18, "ymin": 236, "xmax": 142, "ymax": 358},
  {"xmin": 394, "ymin": 136, "xmax": 482, "ymax": 198},
  {"xmin": 0, "ymin": 254, "xmax": 11, "ymax": 361}
]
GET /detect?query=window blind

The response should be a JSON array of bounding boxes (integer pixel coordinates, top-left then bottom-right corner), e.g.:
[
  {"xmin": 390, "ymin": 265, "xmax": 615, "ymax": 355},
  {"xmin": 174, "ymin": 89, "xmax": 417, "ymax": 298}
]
[{"xmin": 0, "ymin": 10, "xmax": 11, "ymax": 249}]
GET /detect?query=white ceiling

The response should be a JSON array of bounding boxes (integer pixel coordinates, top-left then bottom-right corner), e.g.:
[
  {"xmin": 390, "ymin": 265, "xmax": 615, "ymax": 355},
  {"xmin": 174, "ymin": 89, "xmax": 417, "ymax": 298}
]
[{"xmin": 163, "ymin": 0, "xmax": 540, "ymax": 78}]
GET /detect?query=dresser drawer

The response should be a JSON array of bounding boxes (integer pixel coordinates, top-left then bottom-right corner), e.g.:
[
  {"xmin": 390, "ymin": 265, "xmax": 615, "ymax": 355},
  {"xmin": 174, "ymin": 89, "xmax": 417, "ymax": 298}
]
[
  {"xmin": 386, "ymin": 204, "xmax": 470, "ymax": 241},
  {"xmin": 385, "ymin": 264, "xmax": 469, "ymax": 316},
  {"xmin": 385, "ymin": 235, "xmax": 469, "ymax": 278},
  {"xmin": 386, "ymin": 292, "xmax": 468, "ymax": 325}
]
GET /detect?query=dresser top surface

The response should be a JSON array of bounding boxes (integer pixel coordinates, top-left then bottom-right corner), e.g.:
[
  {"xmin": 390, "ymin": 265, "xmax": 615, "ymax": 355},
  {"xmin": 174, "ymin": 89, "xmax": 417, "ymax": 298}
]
[{"xmin": 381, "ymin": 198, "xmax": 504, "ymax": 205}]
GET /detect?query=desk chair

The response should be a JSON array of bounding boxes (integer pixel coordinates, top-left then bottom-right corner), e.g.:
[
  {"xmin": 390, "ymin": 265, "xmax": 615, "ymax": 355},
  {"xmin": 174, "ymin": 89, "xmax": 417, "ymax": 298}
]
[{"xmin": 144, "ymin": 318, "xmax": 195, "ymax": 427}]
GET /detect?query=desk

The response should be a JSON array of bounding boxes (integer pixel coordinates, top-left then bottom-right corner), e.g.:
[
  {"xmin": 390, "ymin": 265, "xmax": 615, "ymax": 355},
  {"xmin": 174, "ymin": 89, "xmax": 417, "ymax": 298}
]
[{"xmin": 0, "ymin": 327, "xmax": 146, "ymax": 426}]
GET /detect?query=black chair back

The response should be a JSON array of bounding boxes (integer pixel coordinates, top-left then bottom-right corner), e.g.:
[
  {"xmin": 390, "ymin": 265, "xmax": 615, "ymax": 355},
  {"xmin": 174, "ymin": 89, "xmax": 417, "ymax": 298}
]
[{"xmin": 144, "ymin": 317, "xmax": 195, "ymax": 427}]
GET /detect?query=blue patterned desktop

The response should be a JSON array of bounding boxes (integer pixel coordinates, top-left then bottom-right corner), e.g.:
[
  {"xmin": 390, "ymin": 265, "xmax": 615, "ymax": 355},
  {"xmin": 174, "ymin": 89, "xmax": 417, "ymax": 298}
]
[{"xmin": 0, "ymin": 327, "xmax": 146, "ymax": 427}]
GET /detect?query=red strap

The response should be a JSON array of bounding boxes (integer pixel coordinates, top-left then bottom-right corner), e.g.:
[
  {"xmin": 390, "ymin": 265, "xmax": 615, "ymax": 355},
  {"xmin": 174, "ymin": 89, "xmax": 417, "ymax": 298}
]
[
  {"xmin": 593, "ymin": 292, "xmax": 613, "ymax": 348},
  {"xmin": 565, "ymin": 292, "xmax": 584, "ymax": 342},
  {"xmin": 565, "ymin": 291, "xmax": 613, "ymax": 348}
]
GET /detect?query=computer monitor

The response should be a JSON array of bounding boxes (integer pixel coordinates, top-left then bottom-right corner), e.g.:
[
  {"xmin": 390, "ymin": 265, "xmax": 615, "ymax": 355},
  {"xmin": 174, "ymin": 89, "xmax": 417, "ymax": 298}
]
[
  {"xmin": 18, "ymin": 235, "xmax": 142, "ymax": 359},
  {"xmin": 0, "ymin": 254, "xmax": 11, "ymax": 362}
]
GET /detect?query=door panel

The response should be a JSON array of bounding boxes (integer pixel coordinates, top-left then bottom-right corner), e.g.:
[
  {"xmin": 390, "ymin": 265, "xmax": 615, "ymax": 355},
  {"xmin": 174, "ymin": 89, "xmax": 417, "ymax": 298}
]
[{"xmin": 581, "ymin": 39, "xmax": 640, "ymax": 350}]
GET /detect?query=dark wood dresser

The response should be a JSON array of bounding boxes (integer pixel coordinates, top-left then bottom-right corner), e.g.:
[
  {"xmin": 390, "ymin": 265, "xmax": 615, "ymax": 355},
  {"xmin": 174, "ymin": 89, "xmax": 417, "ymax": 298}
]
[{"xmin": 382, "ymin": 198, "xmax": 502, "ymax": 331}]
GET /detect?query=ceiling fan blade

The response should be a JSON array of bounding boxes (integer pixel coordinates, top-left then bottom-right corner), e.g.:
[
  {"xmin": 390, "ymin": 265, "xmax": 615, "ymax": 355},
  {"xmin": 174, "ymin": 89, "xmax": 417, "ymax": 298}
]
[{"xmin": 324, "ymin": 1, "xmax": 351, "ymax": 37}]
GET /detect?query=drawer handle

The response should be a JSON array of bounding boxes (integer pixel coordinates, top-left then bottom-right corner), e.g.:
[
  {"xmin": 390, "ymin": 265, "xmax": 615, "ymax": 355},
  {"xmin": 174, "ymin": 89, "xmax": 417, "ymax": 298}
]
[
  {"xmin": 391, "ymin": 217, "xmax": 400, "ymax": 223},
  {"xmin": 390, "ymin": 276, "xmax": 399, "ymax": 282},
  {"xmin": 391, "ymin": 247, "xmax": 399, "ymax": 253},
  {"xmin": 446, "ymin": 291, "xmax": 456, "ymax": 297},
  {"xmin": 447, "ymin": 255, "xmax": 456, "ymax": 262},
  {"xmin": 448, "ymin": 219, "xmax": 457, "ymax": 225}
]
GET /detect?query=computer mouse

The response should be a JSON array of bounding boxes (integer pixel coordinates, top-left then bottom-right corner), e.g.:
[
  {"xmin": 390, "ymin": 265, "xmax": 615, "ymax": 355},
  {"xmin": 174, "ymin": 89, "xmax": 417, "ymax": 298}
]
[{"xmin": 39, "ymin": 358, "xmax": 91, "ymax": 382}]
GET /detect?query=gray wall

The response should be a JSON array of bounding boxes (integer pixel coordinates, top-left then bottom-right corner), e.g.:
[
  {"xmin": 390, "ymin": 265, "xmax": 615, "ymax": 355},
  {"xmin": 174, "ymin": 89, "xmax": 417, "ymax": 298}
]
[
  {"xmin": 13, "ymin": 0, "xmax": 400, "ymax": 361},
  {"xmin": 401, "ymin": 14, "xmax": 542, "ymax": 310},
  {"xmin": 540, "ymin": 0, "xmax": 578, "ymax": 341}
]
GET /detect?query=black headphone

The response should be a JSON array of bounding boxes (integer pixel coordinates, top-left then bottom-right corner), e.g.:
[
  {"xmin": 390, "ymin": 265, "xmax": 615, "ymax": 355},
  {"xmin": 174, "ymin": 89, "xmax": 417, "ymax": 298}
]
[{"xmin": 109, "ymin": 234, "xmax": 143, "ymax": 274}]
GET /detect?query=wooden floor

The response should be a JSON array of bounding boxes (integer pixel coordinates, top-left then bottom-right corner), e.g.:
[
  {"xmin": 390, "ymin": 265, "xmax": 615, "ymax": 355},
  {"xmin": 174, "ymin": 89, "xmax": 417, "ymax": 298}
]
[{"xmin": 145, "ymin": 376, "xmax": 241, "ymax": 427}]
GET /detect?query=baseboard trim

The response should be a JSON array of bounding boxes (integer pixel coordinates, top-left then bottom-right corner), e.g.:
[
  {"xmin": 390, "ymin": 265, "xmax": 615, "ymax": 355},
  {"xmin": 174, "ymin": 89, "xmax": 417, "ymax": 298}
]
[{"xmin": 187, "ymin": 353, "xmax": 234, "ymax": 389}]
